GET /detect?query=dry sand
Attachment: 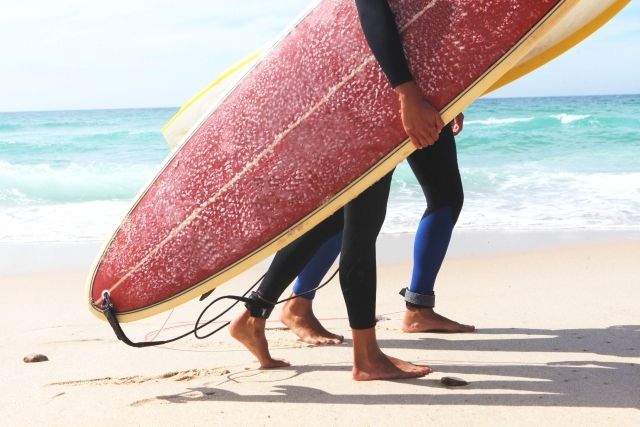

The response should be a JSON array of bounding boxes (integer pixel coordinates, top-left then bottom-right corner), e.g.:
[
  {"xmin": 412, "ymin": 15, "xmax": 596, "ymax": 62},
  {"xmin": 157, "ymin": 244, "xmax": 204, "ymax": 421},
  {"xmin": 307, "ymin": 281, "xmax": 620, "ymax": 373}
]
[{"xmin": 1, "ymin": 231, "xmax": 639, "ymax": 426}]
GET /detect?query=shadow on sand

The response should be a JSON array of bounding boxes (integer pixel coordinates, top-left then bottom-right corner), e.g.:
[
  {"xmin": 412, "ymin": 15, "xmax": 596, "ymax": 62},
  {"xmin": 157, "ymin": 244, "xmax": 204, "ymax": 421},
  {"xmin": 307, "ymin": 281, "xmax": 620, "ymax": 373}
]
[
  {"xmin": 382, "ymin": 324, "xmax": 640, "ymax": 358},
  {"xmin": 150, "ymin": 325, "xmax": 639, "ymax": 409}
]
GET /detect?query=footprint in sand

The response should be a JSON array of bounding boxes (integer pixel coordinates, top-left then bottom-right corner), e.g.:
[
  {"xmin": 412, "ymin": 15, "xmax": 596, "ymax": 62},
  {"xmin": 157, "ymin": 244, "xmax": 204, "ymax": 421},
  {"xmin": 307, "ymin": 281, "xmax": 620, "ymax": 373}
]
[{"xmin": 46, "ymin": 367, "xmax": 231, "ymax": 387}]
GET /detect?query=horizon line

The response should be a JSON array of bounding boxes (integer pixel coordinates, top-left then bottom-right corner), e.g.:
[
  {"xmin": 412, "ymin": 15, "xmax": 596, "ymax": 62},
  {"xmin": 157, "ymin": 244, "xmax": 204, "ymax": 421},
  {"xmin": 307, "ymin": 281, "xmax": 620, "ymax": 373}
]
[{"xmin": 1, "ymin": 92, "xmax": 638, "ymax": 114}]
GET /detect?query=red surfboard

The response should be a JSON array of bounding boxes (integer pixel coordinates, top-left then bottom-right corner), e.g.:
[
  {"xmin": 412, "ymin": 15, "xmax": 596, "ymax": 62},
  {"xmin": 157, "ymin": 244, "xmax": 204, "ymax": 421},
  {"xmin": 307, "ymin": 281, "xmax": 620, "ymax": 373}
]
[{"xmin": 87, "ymin": 0, "xmax": 577, "ymax": 321}]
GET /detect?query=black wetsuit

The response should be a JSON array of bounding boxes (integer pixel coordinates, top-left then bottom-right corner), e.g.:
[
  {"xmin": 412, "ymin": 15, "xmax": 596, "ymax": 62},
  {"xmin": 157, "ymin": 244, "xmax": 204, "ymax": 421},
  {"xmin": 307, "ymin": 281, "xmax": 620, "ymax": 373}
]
[{"xmin": 248, "ymin": 0, "xmax": 463, "ymax": 329}]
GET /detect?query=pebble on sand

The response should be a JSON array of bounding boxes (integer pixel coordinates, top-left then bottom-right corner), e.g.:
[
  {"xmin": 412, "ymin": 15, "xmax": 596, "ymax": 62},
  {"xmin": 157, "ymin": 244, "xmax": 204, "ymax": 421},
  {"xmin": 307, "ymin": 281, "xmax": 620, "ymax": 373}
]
[
  {"xmin": 23, "ymin": 354, "xmax": 49, "ymax": 363},
  {"xmin": 441, "ymin": 376, "xmax": 469, "ymax": 387}
]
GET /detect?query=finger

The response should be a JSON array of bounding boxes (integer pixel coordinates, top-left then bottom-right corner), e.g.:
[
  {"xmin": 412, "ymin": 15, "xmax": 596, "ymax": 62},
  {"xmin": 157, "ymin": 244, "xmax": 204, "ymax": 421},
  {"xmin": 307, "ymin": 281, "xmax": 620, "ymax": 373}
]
[
  {"xmin": 408, "ymin": 133, "xmax": 421, "ymax": 149},
  {"xmin": 424, "ymin": 117, "xmax": 441, "ymax": 137},
  {"xmin": 433, "ymin": 123, "xmax": 443, "ymax": 137},
  {"xmin": 432, "ymin": 123, "xmax": 442, "ymax": 141},
  {"xmin": 421, "ymin": 127, "xmax": 437, "ymax": 147},
  {"xmin": 430, "ymin": 131, "xmax": 440, "ymax": 145},
  {"xmin": 454, "ymin": 118, "xmax": 463, "ymax": 134},
  {"xmin": 432, "ymin": 123, "xmax": 443, "ymax": 140},
  {"xmin": 414, "ymin": 133, "xmax": 428, "ymax": 149},
  {"xmin": 423, "ymin": 129, "xmax": 438, "ymax": 146}
]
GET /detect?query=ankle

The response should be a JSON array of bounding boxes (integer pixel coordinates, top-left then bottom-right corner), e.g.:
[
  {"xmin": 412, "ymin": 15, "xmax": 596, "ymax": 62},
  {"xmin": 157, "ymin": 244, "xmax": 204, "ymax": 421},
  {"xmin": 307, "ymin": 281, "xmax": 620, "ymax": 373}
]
[
  {"xmin": 405, "ymin": 305, "xmax": 434, "ymax": 314},
  {"xmin": 236, "ymin": 311, "xmax": 265, "ymax": 331},
  {"xmin": 352, "ymin": 328, "xmax": 383, "ymax": 360},
  {"xmin": 284, "ymin": 295, "xmax": 314, "ymax": 316}
]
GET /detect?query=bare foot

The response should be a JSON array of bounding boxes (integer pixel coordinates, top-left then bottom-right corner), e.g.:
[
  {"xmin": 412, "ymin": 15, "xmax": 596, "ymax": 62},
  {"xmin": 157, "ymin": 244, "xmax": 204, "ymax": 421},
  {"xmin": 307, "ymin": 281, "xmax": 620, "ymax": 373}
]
[
  {"xmin": 229, "ymin": 309, "xmax": 290, "ymax": 369},
  {"xmin": 280, "ymin": 295, "xmax": 343, "ymax": 345},
  {"xmin": 352, "ymin": 328, "xmax": 432, "ymax": 381},
  {"xmin": 402, "ymin": 307, "xmax": 475, "ymax": 333},
  {"xmin": 387, "ymin": 355, "xmax": 433, "ymax": 376}
]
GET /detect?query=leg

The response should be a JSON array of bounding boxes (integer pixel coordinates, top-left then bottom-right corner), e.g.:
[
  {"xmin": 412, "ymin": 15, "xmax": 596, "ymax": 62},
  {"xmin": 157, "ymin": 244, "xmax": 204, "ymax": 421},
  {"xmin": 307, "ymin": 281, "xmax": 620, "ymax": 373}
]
[
  {"xmin": 292, "ymin": 232, "xmax": 343, "ymax": 300},
  {"xmin": 403, "ymin": 124, "xmax": 474, "ymax": 333},
  {"xmin": 351, "ymin": 328, "xmax": 432, "ymax": 381},
  {"xmin": 229, "ymin": 210, "xmax": 344, "ymax": 367},
  {"xmin": 281, "ymin": 232, "xmax": 344, "ymax": 345},
  {"xmin": 341, "ymin": 173, "xmax": 431, "ymax": 380},
  {"xmin": 259, "ymin": 210, "xmax": 344, "ymax": 302},
  {"xmin": 229, "ymin": 310, "xmax": 291, "ymax": 369}
]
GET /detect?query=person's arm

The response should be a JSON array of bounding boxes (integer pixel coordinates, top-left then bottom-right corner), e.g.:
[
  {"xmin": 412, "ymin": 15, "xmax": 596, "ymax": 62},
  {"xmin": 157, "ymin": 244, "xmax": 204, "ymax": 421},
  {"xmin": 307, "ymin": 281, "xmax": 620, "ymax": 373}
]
[
  {"xmin": 354, "ymin": 0, "xmax": 412, "ymax": 88},
  {"xmin": 355, "ymin": 0, "xmax": 443, "ymax": 148}
]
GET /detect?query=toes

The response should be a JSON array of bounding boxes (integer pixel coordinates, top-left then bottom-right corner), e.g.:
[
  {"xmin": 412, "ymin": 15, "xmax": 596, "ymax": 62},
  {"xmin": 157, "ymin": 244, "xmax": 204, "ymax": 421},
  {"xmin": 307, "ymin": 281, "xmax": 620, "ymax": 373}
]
[
  {"xmin": 261, "ymin": 359, "xmax": 291, "ymax": 369},
  {"xmin": 455, "ymin": 323, "xmax": 475, "ymax": 332}
]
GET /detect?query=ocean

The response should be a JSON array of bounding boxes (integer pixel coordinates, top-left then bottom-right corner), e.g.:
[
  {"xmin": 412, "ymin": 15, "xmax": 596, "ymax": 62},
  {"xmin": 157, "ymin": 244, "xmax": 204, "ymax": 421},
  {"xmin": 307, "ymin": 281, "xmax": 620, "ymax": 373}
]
[{"xmin": 1, "ymin": 95, "xmax": 639, "ymax": 243}]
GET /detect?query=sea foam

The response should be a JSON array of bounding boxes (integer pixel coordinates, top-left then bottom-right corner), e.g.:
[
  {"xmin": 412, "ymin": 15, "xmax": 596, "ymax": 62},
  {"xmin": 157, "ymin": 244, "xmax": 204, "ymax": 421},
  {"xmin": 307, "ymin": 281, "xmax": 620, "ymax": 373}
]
[
  {"xmin": 465, "ymin": 117, "xmax": 535, "ymax": 126},
  {"xmin": 1, "ymin": 96, "xmax": 639, "ymax": 242},
  {"xmin": 551, "ymin": 113, "xmax": 591, "ymax": 124}
]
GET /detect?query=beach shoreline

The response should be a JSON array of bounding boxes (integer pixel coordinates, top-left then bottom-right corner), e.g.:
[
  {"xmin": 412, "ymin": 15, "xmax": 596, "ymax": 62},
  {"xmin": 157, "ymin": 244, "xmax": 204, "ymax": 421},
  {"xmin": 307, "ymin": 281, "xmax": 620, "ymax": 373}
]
[
  {"xmin": 2, "ymin": 230, "xmax": 639, "ymax": 425},
  {"xmin": 3, "ymin": 228, "xmax": 640, "ymax": 273}
]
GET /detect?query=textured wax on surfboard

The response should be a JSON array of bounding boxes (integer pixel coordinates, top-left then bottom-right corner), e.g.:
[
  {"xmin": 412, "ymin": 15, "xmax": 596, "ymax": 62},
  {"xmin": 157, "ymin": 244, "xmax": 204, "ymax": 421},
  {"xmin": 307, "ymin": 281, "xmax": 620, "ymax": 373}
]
[{"xmin": 88, "ymin": 0, "xmax": 601, "ymax": 321}]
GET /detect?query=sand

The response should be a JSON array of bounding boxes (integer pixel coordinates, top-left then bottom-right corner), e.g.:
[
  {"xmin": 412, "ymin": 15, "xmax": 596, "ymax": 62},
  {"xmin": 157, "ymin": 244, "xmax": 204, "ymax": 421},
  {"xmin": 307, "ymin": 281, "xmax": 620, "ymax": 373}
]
[{"xmin": 1, "ymin": 231, "xmax": 639, "ymax": 426}]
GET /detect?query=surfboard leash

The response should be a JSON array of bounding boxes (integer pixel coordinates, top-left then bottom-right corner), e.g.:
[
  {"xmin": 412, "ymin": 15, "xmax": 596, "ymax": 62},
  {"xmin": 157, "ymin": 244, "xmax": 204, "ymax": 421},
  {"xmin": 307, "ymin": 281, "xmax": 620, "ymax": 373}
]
[{"xmin": 99, "ymin": 268, "xmax": 339, "ymax": 348}]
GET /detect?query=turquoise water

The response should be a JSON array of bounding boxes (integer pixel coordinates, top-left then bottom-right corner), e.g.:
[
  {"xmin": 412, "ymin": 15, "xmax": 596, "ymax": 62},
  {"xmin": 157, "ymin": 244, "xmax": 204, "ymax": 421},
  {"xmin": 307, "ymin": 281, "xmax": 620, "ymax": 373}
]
[
  {"xmin": 1, "ymin": 95, "xmax": 639, "ymax": 242},
  {"xmin": 389, "ymin": 95, "xmax": 640, "ymax": 232}
]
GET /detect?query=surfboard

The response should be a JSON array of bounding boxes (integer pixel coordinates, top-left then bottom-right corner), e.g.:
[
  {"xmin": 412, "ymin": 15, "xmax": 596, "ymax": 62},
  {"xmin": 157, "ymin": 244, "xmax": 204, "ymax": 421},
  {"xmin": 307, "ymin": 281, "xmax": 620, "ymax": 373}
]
[
  {"xmin": 488, "ymin": 0, "xmax": 630, "ymax": 93},
  {"xmin": 162, "ymin": 50, "xmax": 264, "ymax": 149},
  {"xmin": 87, "ymin": 0, "xmax": 615, "ymax": 322},
  {"xmin": 162, "ymin": 0, "xmax": 630, "ymax": 149}
]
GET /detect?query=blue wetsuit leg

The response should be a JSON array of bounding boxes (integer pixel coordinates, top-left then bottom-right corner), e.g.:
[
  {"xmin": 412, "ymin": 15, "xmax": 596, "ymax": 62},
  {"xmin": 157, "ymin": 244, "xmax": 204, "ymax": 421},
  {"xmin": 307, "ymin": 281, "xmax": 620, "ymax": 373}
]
[
  {"xmin": 408, "ymin": 207, "xmax": 454, "ymax": 295},
  {"xmin": 292, "ymin": 232, "xmax": 342, "ymax": 299},
  {"xmin": 405, "ymin": 125, "xmax": 463, "ymax": 303}
]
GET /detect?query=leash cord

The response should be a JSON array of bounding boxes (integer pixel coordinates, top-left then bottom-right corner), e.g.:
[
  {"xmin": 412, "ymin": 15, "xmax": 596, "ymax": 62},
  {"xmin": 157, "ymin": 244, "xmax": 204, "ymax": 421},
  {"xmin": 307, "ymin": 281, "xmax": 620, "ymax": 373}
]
[{"xmin": 100, "ymin": 268, "xmax": 339, "ymax": 348}]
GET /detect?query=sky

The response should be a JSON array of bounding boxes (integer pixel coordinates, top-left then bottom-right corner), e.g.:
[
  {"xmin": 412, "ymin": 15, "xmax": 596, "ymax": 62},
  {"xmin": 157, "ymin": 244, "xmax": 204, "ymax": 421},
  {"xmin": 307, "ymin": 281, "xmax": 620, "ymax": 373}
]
[{"xmin": 1, "ymin": 0, "xmax": 639, "ymax": 112}]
